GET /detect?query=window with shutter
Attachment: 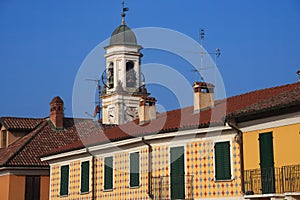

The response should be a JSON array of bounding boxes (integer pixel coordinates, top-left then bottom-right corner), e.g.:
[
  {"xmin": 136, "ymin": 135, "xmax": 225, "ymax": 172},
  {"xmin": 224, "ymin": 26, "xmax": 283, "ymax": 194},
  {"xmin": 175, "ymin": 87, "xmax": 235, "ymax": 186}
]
[
  {"xmin": 104, "ymin": 157, "xmax": 113, "ymax": 190},
  {"xmin": 170, "ymin": 146, "xmax": 185, "ymax": 199},
  {"xmin": 130, "ymin": 152, "xmax": 140, "ymax": 187},
  {"xmin": 214, "ymin": 141, "xmax": 231, "ymax": 180},
  {"xmin": 81, "ymin": 161, "xmax": 90, "ymax": 193},
  {"xmin": 259, "ymin": 132, "xmax": 275, "ymax": 194},
  {"xmin": 60, "ymin": 165, "xmax": 69, "ymax": 196}
]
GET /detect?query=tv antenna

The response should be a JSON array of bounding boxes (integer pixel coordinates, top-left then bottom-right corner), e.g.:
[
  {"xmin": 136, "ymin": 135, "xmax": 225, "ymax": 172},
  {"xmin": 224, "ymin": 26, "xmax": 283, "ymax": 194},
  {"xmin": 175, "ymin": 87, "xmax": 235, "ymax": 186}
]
[
  {"xmin": 85, "ymin": 79, "xmax": 102, "ymax": 120},
  {"xmin": 192, "ymin": 28, "xmax": 221, "ymax": 82}
]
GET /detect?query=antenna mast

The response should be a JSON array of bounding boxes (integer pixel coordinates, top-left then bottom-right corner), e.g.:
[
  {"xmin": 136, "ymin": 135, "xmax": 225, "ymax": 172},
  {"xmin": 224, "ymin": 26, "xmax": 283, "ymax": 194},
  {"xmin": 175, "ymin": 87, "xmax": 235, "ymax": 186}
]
[
  {"xmin": 86, "ymin": 79, "xmax": 102, "ymax": 120},
  {"xmin": 192, "ymin": 28, "xmax": 221, "ymax": 82}
]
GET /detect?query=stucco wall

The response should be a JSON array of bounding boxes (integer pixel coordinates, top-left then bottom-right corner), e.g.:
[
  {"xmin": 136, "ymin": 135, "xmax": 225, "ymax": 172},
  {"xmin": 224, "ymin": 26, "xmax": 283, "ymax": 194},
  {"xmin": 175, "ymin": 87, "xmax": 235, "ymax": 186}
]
[
  {"xmin": 9, "ymin": 174, "xmax": 25, "ymax": 200},
  {"xmin": 40, "ymin": 175, "xmax": 50, "ymax": 200},
  {"xmin": 243, "ymin": 123, "xmax": 300, "ymax": 170},
  {"xmin": 0, "ymin": 175, "xmax": 10, "ymax": 200}
]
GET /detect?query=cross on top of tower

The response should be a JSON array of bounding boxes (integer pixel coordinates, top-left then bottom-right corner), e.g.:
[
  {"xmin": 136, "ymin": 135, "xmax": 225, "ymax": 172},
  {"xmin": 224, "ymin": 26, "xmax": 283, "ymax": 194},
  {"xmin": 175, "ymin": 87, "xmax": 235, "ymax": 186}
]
[{"xmin": 121, "ymin": 0, "xmax": 129, "ymax": 25}]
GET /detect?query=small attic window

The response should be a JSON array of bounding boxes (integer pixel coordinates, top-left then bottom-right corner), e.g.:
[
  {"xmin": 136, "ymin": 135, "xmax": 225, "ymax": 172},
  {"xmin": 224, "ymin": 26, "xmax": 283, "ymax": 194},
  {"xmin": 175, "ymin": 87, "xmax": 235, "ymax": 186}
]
[{"xmin": 2, "ymin": 130, "xmax": 7, "ymax": 148}]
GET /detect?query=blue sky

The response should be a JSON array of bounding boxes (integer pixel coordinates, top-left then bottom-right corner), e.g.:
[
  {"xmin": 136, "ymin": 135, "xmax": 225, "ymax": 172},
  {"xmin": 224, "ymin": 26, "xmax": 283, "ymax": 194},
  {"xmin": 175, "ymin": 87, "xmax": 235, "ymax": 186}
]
[{"xmin": 0, "ymin": 0, "xmax": 300, "ymax": 118}]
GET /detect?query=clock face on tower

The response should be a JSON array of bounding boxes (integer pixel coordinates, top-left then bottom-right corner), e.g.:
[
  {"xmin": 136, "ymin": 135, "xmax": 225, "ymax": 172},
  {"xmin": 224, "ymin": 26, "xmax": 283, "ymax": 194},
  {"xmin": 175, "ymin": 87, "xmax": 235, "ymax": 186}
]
[
  {"xmin": 108, "ymin": 107, "xmax": 116, "ymax": 124},
  {"xmin": 125, "ymin": 106, "xmax": 138, "ymax": 122}
]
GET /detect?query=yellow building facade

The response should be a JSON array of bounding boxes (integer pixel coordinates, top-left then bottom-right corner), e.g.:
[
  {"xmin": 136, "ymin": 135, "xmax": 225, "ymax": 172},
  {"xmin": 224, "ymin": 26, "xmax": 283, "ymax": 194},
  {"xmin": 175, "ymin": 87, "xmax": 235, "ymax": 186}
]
[
  {"xmin": 44, "ymin": 128, "xmax": 243, "ymax": 200},
  {"xmin": 237, "ymin": 108, "xmax": 300, "ymax": 199}
]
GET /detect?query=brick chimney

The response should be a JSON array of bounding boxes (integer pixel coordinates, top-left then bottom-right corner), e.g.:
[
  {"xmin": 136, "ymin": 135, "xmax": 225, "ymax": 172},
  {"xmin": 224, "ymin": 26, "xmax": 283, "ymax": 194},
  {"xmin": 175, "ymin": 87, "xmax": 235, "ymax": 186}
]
[
  {"xmin": 139, "ymin": 97, "xmax": 156, "ymax": 124},
  {"xmin": 50, "ymin": 96, "xmax": 64, "ymax": 129},
  {"xmin": 193, "ymin": 82, "xmax": 215, "ymax": 112}
]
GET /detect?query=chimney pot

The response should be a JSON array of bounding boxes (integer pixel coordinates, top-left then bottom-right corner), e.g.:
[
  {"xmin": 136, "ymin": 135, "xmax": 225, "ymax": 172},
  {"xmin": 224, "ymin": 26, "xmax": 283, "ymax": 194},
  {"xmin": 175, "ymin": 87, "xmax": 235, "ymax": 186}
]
[
  {"xmin": 139, "ymin": 97, "xmax": 156, "ymax": 124},
  {"xmin": 50, "ymin": 96, "xmax": 64, "ymax": 129},
  {"xmin": 193, "ymin": 82, "xmax": 215, "ymax": 112}
]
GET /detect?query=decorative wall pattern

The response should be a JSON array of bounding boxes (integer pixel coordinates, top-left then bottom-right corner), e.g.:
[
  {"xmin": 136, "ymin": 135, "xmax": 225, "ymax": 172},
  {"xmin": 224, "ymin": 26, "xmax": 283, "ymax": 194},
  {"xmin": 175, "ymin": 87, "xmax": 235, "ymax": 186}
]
[
  {"xmin": 50, "ymin": 139, "xmax": 242, "ymax": 199},
  {"xmin": 50, "ymin": 160, "xmax": 92, "ymax": 200},
  {"xmin": 186, "ymin": 139, "xmax": 242, "ymax": 199},
  {"xmin": 96, "ymin": 147, "xmax": 149, "ymax": 200}
]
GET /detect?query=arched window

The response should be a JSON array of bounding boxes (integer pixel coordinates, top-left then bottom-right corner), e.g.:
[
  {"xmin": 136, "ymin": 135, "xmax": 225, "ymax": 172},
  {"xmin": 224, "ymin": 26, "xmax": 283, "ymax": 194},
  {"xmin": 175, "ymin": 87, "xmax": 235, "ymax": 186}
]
[
  {"xmin": 107, "ymin": 62, "xmax": 114, "ymax": 88},
  {"xmin": 126, "ymin": 61, "xmax": 136, "ymax": 87}
]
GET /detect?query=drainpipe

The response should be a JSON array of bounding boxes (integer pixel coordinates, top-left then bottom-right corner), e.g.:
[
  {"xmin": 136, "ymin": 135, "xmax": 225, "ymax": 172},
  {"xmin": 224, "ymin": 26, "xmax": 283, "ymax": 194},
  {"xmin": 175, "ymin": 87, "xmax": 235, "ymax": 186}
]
[
  {"xmin": 227, "ymin": 118, "xmax": 245, "ymax": 195},
  {"xmin": 142, "ymin": 137, "xmax": 154, "ymax": 199},
  {"xmin": 92, "ymin": 155, "xmax": 95, "ymax": 200},
  {"xmin": 86, "ymin": 150, "xmax": 95, "ymax": 200}
]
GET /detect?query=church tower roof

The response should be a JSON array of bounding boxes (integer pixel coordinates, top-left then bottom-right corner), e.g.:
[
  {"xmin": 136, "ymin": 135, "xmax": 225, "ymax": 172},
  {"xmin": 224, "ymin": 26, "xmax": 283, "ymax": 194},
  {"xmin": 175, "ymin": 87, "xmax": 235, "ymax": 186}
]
[{"xmin": 109, "ymin": 24, "xmax": 137, "ymax": 45}]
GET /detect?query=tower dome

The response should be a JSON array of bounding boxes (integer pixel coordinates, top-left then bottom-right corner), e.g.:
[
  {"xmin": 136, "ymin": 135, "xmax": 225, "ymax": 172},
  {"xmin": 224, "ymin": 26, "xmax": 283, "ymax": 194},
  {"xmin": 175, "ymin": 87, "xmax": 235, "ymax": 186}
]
[{"xmin": 109, "ymin": 24, "xmax": 137, "ymax": 45}]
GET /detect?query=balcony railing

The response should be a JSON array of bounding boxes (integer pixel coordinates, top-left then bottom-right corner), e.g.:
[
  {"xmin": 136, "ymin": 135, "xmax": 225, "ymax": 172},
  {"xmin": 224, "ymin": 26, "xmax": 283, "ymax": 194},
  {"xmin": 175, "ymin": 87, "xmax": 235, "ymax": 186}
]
[
  {"xmin": 152, "ymin": 175, "xmax": 194, "ymax": 200},
  {"xmin": 244, "ymin": 164, "xmax": 300, "ymax": 195}
]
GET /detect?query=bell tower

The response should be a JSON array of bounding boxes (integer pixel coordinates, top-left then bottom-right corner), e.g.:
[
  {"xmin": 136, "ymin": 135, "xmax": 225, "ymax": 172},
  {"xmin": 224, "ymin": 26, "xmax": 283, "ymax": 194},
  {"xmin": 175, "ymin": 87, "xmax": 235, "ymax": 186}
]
[{"xmin": 101, "ymin": 2, "xmax": 149, "ymax": 125}]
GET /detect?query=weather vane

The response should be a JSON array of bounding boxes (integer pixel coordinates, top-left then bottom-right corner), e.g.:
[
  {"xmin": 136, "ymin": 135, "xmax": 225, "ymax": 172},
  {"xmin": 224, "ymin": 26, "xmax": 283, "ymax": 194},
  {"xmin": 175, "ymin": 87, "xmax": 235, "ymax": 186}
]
[{"xmin": 121, "ymin": 0, "xmax": 129, "ymax": 25}]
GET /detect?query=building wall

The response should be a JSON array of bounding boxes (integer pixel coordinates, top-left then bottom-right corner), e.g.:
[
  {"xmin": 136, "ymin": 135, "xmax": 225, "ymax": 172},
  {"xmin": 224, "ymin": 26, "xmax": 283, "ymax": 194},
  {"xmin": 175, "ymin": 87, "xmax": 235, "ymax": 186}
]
[
  {"xmin": 0, "ymin": 174, "xmax": 10, "ymax": 200},
  {"xmin": 49, "ymin": 133, "xmax": 243, "ymax": 200},
  {"xmin": 7, "ymin": 130, "xmax": 27, "ymax": 146},
  {"xmin": 8, "ymin": 174, "xmax": 26, "ymax": 200},
  {"xmin": 40, "ymin": 175, "xmax": 50, "ymax": 200},
  {"xmin": 0, "ymin": 126, "xmax": 27, "ymax": 147},
  {"xmin": 186, "ymin": 139, "xmax": 241, "ymax": 199},
  {"xmin": 0, "ymin": 173, "xmax": 50, "ymax": 200},
  {"xmin": 243, "ymin": 123, "xmax": 300, "ymax": 170},
  {"xmin": 95, "ymin": 147, "xmax": 149, "ymax": 200},
  {"xmin": 50, "ymin": 158, "xmax": 93, "ymax": 200}
]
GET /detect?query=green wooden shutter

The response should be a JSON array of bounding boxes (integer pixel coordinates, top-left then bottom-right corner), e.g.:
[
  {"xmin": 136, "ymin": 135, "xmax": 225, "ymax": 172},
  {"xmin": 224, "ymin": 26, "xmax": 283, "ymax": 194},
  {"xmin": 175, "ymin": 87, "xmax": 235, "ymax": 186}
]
[
  {"xmin": 259, "ymin": 132, "xmax": 275, "ymax": 194},
  {"xmin": 170, "ymin": 146, "xmax": 185, "ymax": 200},
  {"xmin": 130, "ymin": 152, "xmax": 140, "ymax": 187},
  {"xmin": 215, "ymin": 141, "xmax": 231, "ymax": 180},
  {"xmin": 104, "ymin": 157, "xmax": 113, "ymax": 190},
  {"xmin": 81, "ymin": 161, "xmax": 90, "ymax": 193},
  {"xmin": 259, "ymin": 132, "xmax": 274, "ymax": 168},
  {"xmin": 60, "ymin": 165, "xmax": 69, "ymax": 196}
]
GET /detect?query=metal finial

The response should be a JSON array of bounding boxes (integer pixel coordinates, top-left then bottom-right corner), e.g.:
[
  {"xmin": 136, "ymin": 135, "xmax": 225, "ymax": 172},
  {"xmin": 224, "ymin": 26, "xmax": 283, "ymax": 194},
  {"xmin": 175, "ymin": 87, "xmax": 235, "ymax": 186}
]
[{"xmin": 121, "ymin": 0, "xmax": 129, "ymax": 25}]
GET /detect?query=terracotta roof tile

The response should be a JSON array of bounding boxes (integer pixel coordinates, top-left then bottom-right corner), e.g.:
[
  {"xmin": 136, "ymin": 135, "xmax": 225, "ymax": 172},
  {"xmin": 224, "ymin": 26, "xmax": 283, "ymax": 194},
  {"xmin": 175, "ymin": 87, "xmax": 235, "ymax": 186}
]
[
  {"xmin": 3, "ymin": 82, "xmax": 300, "ymax": 162},
  {"xmin": 0, "ymin": 117, "xmax": 43, "ymax": 131},
  {"xmin": 0, "ymin": 118, "xmax": 101, "ymax": 167},
  {"xmin": 45, "ymin": 82, "xmax": 300, "ymax": 157}
]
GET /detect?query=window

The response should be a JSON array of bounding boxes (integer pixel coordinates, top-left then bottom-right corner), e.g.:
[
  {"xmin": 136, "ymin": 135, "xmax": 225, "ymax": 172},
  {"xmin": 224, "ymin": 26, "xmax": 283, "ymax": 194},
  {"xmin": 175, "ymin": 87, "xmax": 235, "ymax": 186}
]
[
  {"xmin": 81, "ymin": 161, "xmax": 90, "ymax": 193},
  {"xmin": 170, "ymin": 146, "xmax": 185, "ymax": 199},
  {"xmin": 130, "ymin": 152, "xmax": 140, "ymax": 187},
  {"xmin": 60, "ymin": 165, "xmax": 69, "ymax": 196},
  {"xmin": 126, "ymin": 61, "xmax": 137, "ymax": 87},
  {"xmin": 2, "ymin": 130, "xmax": 7, "ymax": 148},
  {"xmin": 104, "ymin": 157, "xmax": 113, "ymax": 190},
  {"xmin": 25, "ymin": 176, "xmax": 40, "ymax": 200},
  {"xmin": 107, "ymin": 62, "xmax": 114, "ymax": 88},
  {"xmin": 214, "ymin": 141, "xmax": 231, "ymax": 180}
]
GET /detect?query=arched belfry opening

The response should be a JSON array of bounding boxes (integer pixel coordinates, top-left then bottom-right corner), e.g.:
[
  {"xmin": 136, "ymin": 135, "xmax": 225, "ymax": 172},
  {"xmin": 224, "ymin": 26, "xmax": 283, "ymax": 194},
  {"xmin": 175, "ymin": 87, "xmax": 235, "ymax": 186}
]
[
  {"xmin": 126, "ymin": 61, "xmax": 136, "ymax": 88},
  {"xmin": 107, "ymin": 62, "xmax": 114, "ymax": 89}
]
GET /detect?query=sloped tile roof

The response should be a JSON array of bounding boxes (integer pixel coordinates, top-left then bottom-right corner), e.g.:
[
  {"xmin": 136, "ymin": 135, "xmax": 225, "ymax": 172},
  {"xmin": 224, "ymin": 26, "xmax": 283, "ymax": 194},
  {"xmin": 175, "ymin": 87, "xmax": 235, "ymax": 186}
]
[
  {"xmin": 0, "ymin": 118, "xmax": 103, "ymax": 167},
  {"xmin": 44, "ymin": 82, "xmax": 300, "ymax": 157},
  {"xmin": 0, "ymin": 117, "xmax": 43, "ymax": 131},
  {"xmin": 229, "ymin": 84, "xmax": 300, "ymax": 118}
]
